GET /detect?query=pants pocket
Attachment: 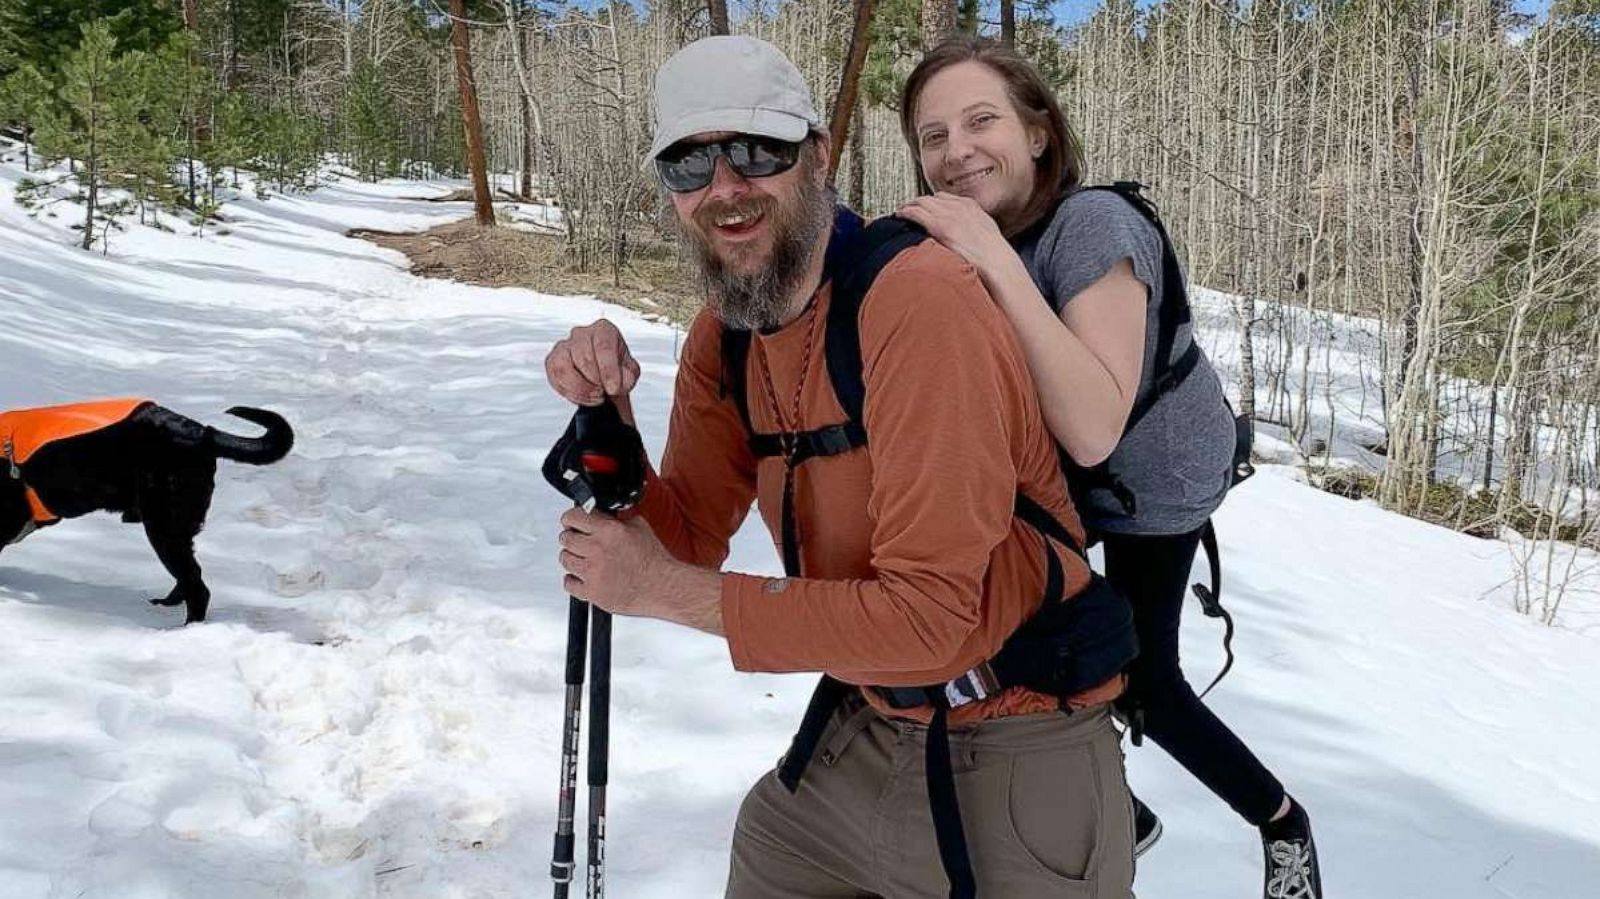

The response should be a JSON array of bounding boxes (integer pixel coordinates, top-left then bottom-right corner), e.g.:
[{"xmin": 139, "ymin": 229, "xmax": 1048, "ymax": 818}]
[{"xmin": 1004, "ymin": 743, "xmax": 1102, "ymax": 885}]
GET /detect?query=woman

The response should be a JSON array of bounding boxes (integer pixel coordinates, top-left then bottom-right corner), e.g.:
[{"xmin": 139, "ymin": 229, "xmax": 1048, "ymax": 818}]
[{"xmin": 896, "ymin": 37, "xmax": 1323, "ymax": 899}]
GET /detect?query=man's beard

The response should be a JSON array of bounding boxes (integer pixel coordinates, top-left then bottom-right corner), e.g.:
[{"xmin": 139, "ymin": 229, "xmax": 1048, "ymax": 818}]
[{"xmin": 678, "ymin": 157, "xmax": 835, "ymax": 332}]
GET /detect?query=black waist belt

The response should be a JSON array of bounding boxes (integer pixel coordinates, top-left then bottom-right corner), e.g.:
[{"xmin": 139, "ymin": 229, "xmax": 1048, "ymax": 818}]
[{"xmin": 775, "ymin": 547, "xmax": 1135, "ymax": 899}]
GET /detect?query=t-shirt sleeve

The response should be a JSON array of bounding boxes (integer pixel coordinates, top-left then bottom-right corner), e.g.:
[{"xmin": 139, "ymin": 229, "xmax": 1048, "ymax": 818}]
[{"xmin": 1040, "ymin": 191, "xmax": 1164, "ymax": 314}]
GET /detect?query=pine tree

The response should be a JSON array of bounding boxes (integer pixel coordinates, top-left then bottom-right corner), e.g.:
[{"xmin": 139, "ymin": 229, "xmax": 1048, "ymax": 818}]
[
  {"xmin": 255, "ymin": 99, "xmax": 322, "ymax": 194},
  {"xmin": 206, "ymin": 90, "xmax": 256, "ymax": 195},
  {"xmin": 156, "ymin": 30, "xmax": 215, "ymax": 211},
  {"xmin": 103, "ymin": 44, "xmax": 181, "ymax": 230},
  {"xmin": 344, "ymin": 61, "xmax": 404, "ymax": 180},
  {"xmin": 0, "ymin": 0, "xmax": 180, "ymax": 81},
  {"xmin": 0, "ymin": 62, "xmax": 52, "ymax": 169},
  {"xmin": 32, "ymin": 21, "xmax": 124, "ymax": 249}
]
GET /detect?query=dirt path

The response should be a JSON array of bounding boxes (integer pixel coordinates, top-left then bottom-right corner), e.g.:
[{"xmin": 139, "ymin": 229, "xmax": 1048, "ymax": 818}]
[{"xmin": 349, "ymin": 216, "xmax": 699, "ymax": 324}]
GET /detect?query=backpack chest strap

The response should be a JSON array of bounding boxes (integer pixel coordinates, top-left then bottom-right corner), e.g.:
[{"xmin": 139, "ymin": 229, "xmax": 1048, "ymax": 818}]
[{"xmin": 746, "ymin": 421, "xmax": 866, "ymax": 464}]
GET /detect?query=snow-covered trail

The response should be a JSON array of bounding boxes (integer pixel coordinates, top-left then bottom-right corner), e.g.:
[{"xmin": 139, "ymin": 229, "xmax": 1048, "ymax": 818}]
[
  {"xmin": 0, "ymin": 170, "xmax": 802, "ymax": 898},
  {"xmin": 2, "ymin": 160, "xmax": 1598, "ymax": 898}
]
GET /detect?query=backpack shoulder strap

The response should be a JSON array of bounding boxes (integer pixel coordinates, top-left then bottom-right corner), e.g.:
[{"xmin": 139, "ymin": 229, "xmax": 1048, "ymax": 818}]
[
  {"xmin": 720, "ymin": 327, "xmax": 755, "ymax": 434},
  {"xmin": 1075, "ymin": 182, "xmax": 1198, "ymax": 433},
  {"xmin": 718, "ymin": 211, "xmax": 925, "ymax": 463},
  {"xmin": 822, "ymin": 214, "xmax": 929, "ymax": 427}
]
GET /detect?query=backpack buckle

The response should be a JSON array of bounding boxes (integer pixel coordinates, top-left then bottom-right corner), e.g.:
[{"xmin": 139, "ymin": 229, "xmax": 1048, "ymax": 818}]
[
  {"xmin": 810, "ymin": 424, "xmax": 857, "ymax": 456},
  {"xmin": 941, "ymin": 663, "xmax": 1000, "ymax": 708}
]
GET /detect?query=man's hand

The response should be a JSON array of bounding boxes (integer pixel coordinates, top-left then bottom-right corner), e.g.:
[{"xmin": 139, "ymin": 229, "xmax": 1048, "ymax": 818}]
[
  {"xmin": 545, "ymin": 320, "xmax": 642, "ymax": 407},
  {"xmin": 558, "ymin": 507, "xmax": 724, "ymax": 636}
]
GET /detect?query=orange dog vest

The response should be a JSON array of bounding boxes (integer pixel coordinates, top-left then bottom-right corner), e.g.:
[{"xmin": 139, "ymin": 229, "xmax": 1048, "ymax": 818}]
[{"xmin": 1, "ymin": 398, "xmax": 151, "ymax": 522}]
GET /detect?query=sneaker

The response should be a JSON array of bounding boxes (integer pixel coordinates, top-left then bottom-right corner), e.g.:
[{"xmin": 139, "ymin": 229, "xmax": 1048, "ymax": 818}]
[
  {"xmin": 1260, "ymin": 798, "xmax": 1322, "ymax": 899},
  {"xmin": 1131, "ymin": 794, "xmax": 1163, "ymax": 859}
]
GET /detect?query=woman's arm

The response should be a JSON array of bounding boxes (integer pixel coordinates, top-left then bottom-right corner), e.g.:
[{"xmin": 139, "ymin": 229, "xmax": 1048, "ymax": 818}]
[
  {"xmin": 982, "ymin": 252, "xmax": 1145, "ymax": 465},
  {"xmin": 899, "ymin": 193, "xmax": 1146, "ymax": 466}
]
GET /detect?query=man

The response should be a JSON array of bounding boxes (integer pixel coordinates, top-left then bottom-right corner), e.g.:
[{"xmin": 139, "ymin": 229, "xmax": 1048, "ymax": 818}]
[{"xmin": 544, "ymin": 35, "xmax": 1134, "ymax": 898}]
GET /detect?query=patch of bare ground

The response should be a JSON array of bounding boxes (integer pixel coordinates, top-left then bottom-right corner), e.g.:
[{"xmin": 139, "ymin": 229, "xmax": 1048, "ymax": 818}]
[{"xmin": 348, "ymin": 216, "xmax": 702, "ymax": 325}]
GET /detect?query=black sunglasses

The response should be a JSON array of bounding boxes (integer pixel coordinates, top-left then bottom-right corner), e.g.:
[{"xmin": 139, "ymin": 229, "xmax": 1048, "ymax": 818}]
[{"xmin": 654, "ymin": 135, "xmax": 803, "ymax": 193}]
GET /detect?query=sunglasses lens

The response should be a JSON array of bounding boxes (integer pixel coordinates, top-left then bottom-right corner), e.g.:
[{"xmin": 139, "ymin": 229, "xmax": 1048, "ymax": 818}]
[
  {"xmin": 656, "ymin": 136, "xmax": 802, "ymax": 192},
  {"xmin": 728, "ymin": 137, "xmax": 799, "ymax": 178},
  {"xmin": 656, "ymin": 145, "xmax": 716, "ymax": 192}
]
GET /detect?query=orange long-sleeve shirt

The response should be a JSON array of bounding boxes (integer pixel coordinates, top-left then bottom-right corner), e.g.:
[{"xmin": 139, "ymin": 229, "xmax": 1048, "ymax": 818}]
[{"xmin": 636, "ymin": 240, "xmax": 1121, "ymax": 724}]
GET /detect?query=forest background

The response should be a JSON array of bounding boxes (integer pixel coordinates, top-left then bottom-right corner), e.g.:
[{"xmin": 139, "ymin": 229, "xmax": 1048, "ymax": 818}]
[{"xmin": 2, "ymin": 0, "xmax": 1597, "ymax": 614}]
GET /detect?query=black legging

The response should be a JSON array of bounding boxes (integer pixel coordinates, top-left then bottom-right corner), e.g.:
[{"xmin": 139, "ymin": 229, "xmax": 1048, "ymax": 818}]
[{"xmin": 1103, "ymin": 526, "xmax": 1285, "ymax": 827}]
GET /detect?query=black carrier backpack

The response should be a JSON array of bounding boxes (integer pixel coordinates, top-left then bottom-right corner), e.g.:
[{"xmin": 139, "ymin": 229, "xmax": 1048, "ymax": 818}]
[{"xmin": 1057, "ymin": 182, "xmax": 1257, "ymax": 699}]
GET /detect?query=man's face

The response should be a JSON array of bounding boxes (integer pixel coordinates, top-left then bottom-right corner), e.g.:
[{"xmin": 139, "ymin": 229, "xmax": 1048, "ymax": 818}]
[{"xmin": 665, "ymin": 132, "xmax": 835, "ymax": 331}]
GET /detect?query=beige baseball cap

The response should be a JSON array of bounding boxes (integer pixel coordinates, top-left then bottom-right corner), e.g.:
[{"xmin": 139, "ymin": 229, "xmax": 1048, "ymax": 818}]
[{"xmin": 645, "ymin": 36, "xmax": 821, "ymax": 164}]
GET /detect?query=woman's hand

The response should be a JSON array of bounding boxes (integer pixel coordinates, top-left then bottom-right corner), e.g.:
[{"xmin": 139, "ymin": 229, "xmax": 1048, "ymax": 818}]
[{"xmin": 897, "ymin": 192, "xmax": 1017, "ymax": 282}]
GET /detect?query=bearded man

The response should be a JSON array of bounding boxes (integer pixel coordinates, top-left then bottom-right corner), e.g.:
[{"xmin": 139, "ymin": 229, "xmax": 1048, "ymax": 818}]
[{"xmin": 541, "ymin": 35, "xmax": 1135, "ymax": 899}]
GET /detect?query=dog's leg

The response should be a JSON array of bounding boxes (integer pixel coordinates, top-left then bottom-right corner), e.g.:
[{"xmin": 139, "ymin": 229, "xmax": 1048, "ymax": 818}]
[{"xmin": 142, "ymin": 516, "xmax": 211, "ymax": 624}]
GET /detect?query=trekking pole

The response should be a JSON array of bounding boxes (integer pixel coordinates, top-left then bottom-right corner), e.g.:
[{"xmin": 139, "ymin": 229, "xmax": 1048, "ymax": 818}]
[
  {"xmin": 542, "ymin": 398, "xmax": 645, "ymax": 899},
  {"xmin": 586, "ymin": 606, "xmax": 612, "ymax": 898},
  {"xmin": 550, "ymin": 594, "xmax": 589, "ymax": 898}
]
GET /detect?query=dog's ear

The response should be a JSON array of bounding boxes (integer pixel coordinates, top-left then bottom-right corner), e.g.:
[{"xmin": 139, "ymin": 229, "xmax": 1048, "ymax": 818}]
[{"xmin": 0, "ymin": 476, "xmax": 28, "ymax": 546}]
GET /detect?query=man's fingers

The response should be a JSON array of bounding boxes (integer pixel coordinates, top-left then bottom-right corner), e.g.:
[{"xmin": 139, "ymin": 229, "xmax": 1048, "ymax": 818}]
[
  {"xmin": 568, "ymin": 330, "xmax": 607, "ymax": 393},
  {"xmin": 560, "ymin": 509, "xmax": 623, "ymax": 549},
  {"xmin": 560, "ymin": 507, "xmax": 600, "ymax": 534},
  {"xmin": 546, "ymin": 339, "xmax": 604, "ymax": 404},
  {"xmin": 559, "ymin": 548, "xmax": 588, "ymax": 576},
  {"xmin": 591, "ymin": 324, "xmax": 628, "ymax": 395},
  {"xmin": 620, "ymin": 355, "xmax": 641, "ymax": 395},
  {"xmin": 560, "ymin": 527, "xmax": 606, "ymax": 562}
]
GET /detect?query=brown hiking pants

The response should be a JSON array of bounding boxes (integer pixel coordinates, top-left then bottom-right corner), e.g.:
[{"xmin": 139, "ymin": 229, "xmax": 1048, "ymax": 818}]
[{"xmin": 726, "ymin": 693, "xmax": 1135, "ymax": 898}]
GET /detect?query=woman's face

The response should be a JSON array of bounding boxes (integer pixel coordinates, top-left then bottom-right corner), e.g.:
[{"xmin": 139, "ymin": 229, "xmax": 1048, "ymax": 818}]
[{"xmin": 912, "ymin": 60, "xmax": 1045, "ymax": 229}]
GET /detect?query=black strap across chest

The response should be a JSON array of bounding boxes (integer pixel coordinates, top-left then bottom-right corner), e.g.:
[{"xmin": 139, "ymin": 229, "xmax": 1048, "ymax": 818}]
[
  {"xmin": 721, "ymin": 210, "xmax": 925, "ymax": 468},
  {"xmin": 721, "ymin": 209, "xmax": 932, "ymax": 577}
]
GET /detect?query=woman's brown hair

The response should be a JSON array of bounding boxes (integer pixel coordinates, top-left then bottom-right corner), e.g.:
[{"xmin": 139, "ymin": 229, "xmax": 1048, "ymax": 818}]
[{"xmin": 900, "ymin": 36, "xmax": 1085, "ymax": 237}]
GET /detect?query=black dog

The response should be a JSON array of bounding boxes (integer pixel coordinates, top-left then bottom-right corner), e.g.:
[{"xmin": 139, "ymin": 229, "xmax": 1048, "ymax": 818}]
[{"xmin": 1, "ymin": 400, "xmax": 294, "ymax": 623}]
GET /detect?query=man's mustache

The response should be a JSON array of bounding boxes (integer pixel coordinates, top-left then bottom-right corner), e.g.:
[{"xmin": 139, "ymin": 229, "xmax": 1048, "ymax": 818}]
[{"xmin": 693, "ymin": 196, "xmax": 777, "ymax": 232}]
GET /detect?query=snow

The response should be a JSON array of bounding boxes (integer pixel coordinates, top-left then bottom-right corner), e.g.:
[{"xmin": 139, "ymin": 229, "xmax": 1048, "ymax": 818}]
[{"xmin": 2, "ymin": 145, "xmax": 1598, "ymax": 898}]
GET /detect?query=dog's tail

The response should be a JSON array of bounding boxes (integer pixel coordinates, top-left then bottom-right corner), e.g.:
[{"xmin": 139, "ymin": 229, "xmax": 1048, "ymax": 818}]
[{"xmin": 205, "ymin": 407, "xmax": 295, "ymax": 465}]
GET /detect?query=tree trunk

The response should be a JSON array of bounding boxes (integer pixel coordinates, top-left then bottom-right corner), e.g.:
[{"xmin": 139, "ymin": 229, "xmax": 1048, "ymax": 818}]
[
  {"xmin": 828, "ymin": 0, "xmax": 876, "ymax": 187},
  {"xmin": 922, "ymin": 0, "xmax": 956, "ymax": 51},
  {"xmin": 505, "ymin": 2, "xmax": 552, "ymax": 202},
  {"xmin": 708, "ymin": 0, "xmax": 729, "ymax": 35},
  {"xmin": 1000, "ymin": 0, "xmax": 1015, "ymax": 48},
  {"xmin": 1484, "ymin": 383, "xmax": 1498, "ymax": 492},
  {"xmin": 521, "ymin": 89, "xmax": 535, "ymax": 200},
  {"xmin": 227, "ymin": 0, "xmax": 240, "ymax": 89},
  {"xmin": 82, "ymin": 105, "xmax": 98, "ymax": 251},
  {"xmin": 342, "ymin": 0, "xmax": 354, "ymax": 78},
  {"xmin": 848, "ymin": 102, "xmax": 865, "ymax": 210},
  {"xmin": 449, "ymin": 0, "xmax": 496, "ymax": 226}
]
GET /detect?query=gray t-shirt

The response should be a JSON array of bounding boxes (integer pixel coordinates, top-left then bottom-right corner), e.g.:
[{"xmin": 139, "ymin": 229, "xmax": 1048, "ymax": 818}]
[{"xmin": 1011, "ymin": 189, "xmax": 1236, "ymax": 535}]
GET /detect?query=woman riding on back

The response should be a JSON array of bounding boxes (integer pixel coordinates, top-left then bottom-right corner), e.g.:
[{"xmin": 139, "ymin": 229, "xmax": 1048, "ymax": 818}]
[{"xmin": 897, "ymin": 37, "xmax": 1323, "ymax": 899}]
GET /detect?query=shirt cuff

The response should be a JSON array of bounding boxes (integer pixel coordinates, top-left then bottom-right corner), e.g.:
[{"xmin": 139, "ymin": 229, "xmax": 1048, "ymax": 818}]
[{"xmin": 720, "ymin": 572, "xmax": 772, "ymax": 672}]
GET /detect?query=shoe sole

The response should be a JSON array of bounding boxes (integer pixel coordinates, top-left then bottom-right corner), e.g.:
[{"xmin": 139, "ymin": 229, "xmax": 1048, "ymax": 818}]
[{"xmin": 1134, "ymin": 817, "xmax": 1163, "ymax": 859}]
